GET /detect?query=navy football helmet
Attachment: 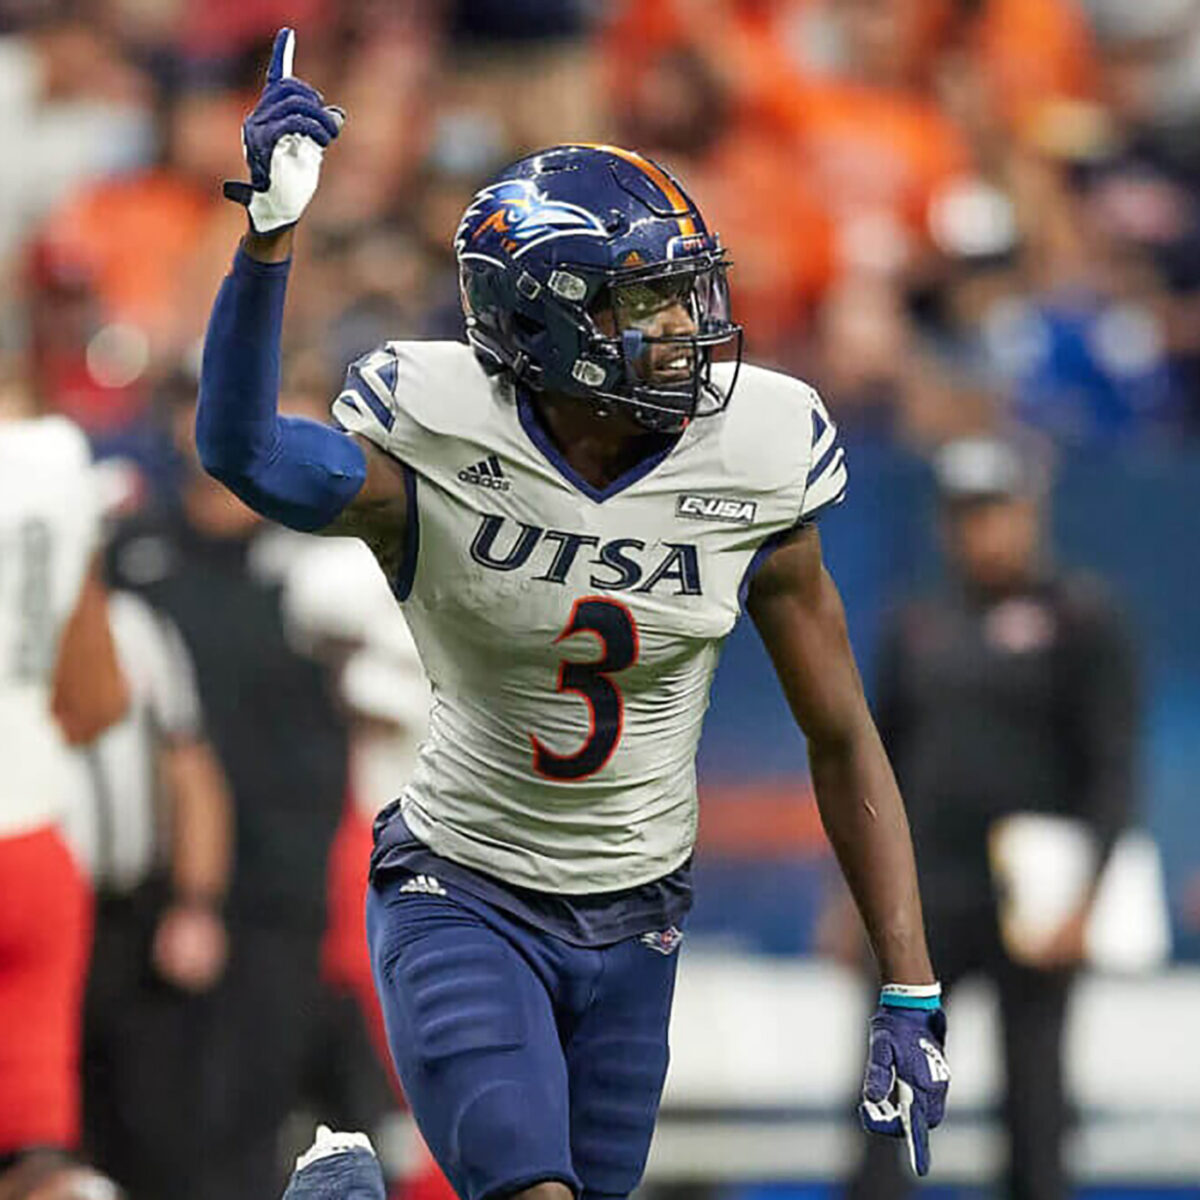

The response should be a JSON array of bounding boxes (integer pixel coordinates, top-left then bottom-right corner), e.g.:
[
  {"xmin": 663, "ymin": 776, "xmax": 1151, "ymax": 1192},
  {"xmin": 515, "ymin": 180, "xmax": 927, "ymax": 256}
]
[{"xmin": 455, "ymin": 144, "xmax": 742, "ymax": 432}]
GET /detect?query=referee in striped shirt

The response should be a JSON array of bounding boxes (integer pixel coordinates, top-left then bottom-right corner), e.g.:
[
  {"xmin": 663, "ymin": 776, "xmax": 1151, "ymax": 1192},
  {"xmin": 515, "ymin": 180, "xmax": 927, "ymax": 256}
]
[{"xmin": 62, "ymin": 588, "xmax": 232, "ymax": 1194}]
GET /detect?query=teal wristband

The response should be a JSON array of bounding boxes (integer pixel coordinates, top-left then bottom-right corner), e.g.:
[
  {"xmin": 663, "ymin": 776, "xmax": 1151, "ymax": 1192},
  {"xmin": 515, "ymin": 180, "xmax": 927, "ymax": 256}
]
[{"xmin": 880, "ymin": 982, "xmax": 942, "ymax": 1011}]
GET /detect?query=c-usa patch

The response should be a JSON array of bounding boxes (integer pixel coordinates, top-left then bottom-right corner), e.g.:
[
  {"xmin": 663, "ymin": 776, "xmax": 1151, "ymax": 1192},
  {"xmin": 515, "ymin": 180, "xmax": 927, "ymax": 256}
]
[{"xmin": 676, "ymin": 494, "xmax": 757, "ymax": 525}]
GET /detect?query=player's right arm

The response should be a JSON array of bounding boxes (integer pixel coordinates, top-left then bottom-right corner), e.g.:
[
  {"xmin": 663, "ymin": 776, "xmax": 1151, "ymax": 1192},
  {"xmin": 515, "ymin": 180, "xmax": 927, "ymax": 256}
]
[
  {"xmin": 50, "ymin": 561, "xmax": 129, "ymax": 744},
  {"xmin": 195, "ymin": 29, "xmax": 407, "ymax": 559}
]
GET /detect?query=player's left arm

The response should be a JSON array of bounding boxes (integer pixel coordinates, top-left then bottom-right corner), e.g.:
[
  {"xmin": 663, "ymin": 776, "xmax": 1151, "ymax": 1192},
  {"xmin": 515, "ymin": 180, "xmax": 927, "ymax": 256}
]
[
  {"xmin": 748, "ymin": 524, "xmax": 931, "ymax": 982},
  {"xmin": 747, "ymin": 523, "xmax": 949, "ymax": 1175}
]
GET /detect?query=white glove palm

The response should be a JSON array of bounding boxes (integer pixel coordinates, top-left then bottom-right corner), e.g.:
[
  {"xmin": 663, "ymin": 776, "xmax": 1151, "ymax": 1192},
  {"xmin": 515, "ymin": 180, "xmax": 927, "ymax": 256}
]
[{"xmin": 223, "ymin": 28, "xmax": 344, "ymax": 234}]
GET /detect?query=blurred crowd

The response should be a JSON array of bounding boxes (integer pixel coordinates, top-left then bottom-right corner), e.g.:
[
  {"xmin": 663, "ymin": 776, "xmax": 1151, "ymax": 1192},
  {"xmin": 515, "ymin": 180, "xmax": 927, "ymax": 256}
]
[{"xmin": 3, "ymin": 0, "xmax": 1200, "ymax": 482}]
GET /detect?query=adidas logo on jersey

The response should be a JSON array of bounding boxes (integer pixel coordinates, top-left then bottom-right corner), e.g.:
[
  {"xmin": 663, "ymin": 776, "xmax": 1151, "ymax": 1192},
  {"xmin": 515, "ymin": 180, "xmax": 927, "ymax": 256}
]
[
  {"xmin": 676, "ymin": 493, "xmax": 757, "ymax": 525},
  {"xmin": 458, "ymin": 455, "xmax": 510, "ymax": 491},
  {"xmin": 399, "ymin": 874, "xmax": 447, "ymax": 896}
]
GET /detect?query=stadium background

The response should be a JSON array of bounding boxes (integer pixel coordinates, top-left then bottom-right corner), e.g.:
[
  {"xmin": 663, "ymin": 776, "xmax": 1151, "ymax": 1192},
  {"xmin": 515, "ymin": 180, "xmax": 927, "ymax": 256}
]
[{"xmin": 4, "ymin": 0, "xmax": 1200, "ymax": 1196}]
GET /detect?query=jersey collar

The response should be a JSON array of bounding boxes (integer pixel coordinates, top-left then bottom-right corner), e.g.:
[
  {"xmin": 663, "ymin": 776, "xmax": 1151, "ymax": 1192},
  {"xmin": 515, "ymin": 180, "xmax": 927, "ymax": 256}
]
[{"xmin": 515, "ymin": 388, "xmax": 683, "ymax": 504}]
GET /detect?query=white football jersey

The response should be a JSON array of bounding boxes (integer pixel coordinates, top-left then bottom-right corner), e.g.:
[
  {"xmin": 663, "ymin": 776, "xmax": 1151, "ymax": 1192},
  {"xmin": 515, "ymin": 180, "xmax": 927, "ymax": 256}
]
[
  {"xmin": 281, "ymin": 535, "xmax": 431, "ymax": 819},
  {"xmin": 0, "ymin": 416, "xmax": 100, "ymax": 836},
  {"xmin": 333, "ymin": 342, "xmax": 846, "ymax": 893}
]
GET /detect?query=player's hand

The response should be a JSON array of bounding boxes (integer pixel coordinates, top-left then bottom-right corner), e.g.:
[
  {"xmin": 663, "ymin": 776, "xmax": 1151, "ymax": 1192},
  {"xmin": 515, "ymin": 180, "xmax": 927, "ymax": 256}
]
[
  {"xmin": 858, "ymin": 1005, "xmax": 950, "ymax": 1177},
  {"xmin": 223, "ymin": 28, "xmax": 345, "ymax": 234},
  {"xmin": 1022, "ymin": 906, "xmax": 1089, "ymax": 970}
]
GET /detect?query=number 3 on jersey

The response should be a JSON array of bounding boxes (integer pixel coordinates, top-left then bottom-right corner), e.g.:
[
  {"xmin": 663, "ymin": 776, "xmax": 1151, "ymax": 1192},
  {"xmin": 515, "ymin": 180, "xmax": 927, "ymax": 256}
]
[{"xmin": 531, "ymin": 597, "xmax": 639, "ymax": 781}]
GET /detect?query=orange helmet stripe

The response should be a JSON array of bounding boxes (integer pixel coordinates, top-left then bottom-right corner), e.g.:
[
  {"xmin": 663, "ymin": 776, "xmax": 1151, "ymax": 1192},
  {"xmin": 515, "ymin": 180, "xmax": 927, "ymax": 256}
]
[{"xmin": 578, "ymin": 143, "xmax": 698, "ymax": 237}]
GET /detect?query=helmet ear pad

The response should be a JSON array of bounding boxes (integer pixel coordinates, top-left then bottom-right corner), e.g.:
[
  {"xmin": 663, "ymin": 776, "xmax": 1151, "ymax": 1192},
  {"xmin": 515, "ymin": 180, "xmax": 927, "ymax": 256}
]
[
  {"xmin": 462, "ymin": 260, "xmax": 618, "ymax": 401},
  {"xmin": 460, "ymin": 262, "xmax": 539, "ymax": 377}
]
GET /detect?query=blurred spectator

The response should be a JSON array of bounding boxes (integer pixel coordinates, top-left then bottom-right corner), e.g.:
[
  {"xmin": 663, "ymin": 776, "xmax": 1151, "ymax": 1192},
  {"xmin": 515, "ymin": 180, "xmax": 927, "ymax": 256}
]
[
  {"xmin": 979, "ymin": 142, "xmax": 1184, "ymax": 443},
  {"xmin": 304, "ymin": 13, "xmax": 438, "ymax": 237},
  {"xmin": 615, "ymin": 44, "xmax": 834, "ymax": 365},
  {"xmin": 440, "ymin": 0, "xmax": 602, "ymax": 154},
  {"xmin": 1075, "ymin": 1, "xmax": 1200, "ymax": 433},
  {"xmin": 62, "ymin": 587, "xmax": 234, "ymax": 1200},
  {"xmin": 0, "ymin": 18, "xmax": 153, "ymax": 274},
  {"xmin": 604, "ymin": 0, "xmax": 817, "ymax": 139},
  {"xmin": 34, "ymin": 82, "xmax": 248, "ymax": 375},
  {"xmin": 969, "ymin": 0, "xmax": 1100, "ymax": 131},
  {"xmin": 0, "ymin": 367, "xmax": 128, "ymax": 1193},
  {"xmin": 777, "ymin": 0, "xmax": 973, "ymax": 281},
  {"xmin": 608, "ymin": 0, "xmax": 972, "ymax": 280},
  {"xmin": 807, "ymin": 273, "xmax": 998, "ymax": 442},
  {"xmin": 5, "ymin": 0, "xmax": 1200, "ymax": 456},
  {"xmin": 102, "ymin": 369, "xmax": 353, "ymax": 1200},
  {"xmin": 828, "ymin": 433, "xmax": 1141, "ymax": 1200},
  {"xmin": 447, "ymin": 0, "xmax": 592, "ymax": 44},
  {"xmin": 179, "ymin": 0, "xmax": 331, "ymax": 65}
]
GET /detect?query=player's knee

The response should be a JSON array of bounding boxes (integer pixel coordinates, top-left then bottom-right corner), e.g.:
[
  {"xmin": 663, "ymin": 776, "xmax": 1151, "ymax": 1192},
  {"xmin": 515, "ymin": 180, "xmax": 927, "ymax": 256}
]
[
  {"xmin": 454, "ymin": 1083, "xmax": 571, "ymax": 1200},
  {"xmin": 455, "ymin": 1081, "xmax": 533, "ymax": 1159}
]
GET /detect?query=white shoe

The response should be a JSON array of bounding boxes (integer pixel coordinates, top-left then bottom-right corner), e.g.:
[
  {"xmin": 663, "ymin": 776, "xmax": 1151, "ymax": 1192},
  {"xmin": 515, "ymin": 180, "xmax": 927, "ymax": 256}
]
[
  {"xmin": 295, "ymin": 1125, "xmax": 377, "ymax": 1171},
  {"xmin": 283, "ymin": 1125, "xmax": 385, "ymax": 1199}
]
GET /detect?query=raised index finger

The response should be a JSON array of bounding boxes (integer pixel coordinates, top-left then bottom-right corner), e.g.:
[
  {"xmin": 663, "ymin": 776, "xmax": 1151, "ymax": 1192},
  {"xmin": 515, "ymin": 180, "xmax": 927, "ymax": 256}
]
[{"xmin": 267, "ymin": 27, "xmax": 295, "ymax": 84}]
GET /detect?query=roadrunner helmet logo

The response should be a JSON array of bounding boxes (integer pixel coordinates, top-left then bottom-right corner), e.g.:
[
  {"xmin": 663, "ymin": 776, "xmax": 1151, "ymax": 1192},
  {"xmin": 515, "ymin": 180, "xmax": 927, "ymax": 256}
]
[{"xmin": 456, "ymin": 179, "xmax": 608, "ymax": 261}]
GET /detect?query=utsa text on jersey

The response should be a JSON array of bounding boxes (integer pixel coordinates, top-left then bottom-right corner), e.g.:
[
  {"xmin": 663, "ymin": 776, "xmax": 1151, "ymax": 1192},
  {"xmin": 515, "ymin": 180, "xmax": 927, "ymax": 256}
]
[{"xmin": 469, "ymin": 514, "xmax": 703, "ymax": 594}]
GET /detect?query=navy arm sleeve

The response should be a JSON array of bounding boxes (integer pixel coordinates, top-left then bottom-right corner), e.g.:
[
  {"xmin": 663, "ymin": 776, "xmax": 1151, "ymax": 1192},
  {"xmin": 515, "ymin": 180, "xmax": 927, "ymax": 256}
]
[{"xmin": 197, "ymin": 247, "xmax": 367, "ymax": 533}]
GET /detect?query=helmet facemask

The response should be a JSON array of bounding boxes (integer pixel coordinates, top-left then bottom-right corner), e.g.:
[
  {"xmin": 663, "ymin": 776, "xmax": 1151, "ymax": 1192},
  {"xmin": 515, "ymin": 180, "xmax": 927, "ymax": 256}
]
[{"xmin": 571, "ymin": 252, "xmax": 743, "ymax": 433}]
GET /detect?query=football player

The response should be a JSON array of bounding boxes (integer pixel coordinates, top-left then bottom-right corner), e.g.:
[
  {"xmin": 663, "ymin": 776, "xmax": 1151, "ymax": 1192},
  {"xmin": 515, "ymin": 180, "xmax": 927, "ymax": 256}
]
[
  {"xmin": 0, "ymin": 374, "xmax": 128, "ymax": 1193},
  {"xmin": 198, "ymin": 29, "xmax": 951, "ymax": 1200}
]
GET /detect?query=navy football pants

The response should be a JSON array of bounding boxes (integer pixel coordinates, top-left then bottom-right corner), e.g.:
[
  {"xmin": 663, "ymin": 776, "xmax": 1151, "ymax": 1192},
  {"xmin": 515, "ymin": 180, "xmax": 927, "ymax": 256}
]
[{"xmin": 366, "ymin": 874, "xmax": 680, "ymax": 1200}]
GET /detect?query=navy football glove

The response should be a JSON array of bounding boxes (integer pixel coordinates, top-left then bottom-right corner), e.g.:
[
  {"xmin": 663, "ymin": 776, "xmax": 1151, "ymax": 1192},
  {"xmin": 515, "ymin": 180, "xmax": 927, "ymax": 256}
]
[
  {"xmin": 859, "ymin": 1001, "xmax": 950, "ymax": 1177},
  {"xmin": 224, "ymin": 28, "xmax": 344, "ymax": 233}
]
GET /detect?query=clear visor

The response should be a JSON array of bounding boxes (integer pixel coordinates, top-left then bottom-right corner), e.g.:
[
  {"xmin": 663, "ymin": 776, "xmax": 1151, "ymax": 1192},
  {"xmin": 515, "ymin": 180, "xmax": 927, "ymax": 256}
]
[{"xmin": 591, "ymin": 264, "xmax": 737, "ymax": 392}]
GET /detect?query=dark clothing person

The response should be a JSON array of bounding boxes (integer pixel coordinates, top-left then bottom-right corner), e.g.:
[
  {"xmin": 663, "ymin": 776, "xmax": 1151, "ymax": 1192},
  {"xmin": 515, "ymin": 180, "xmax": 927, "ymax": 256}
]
[
  {"xmin": 93, "ymin": 507, "xmax": 354, "ymax": 1200},
  {"xmin": 107, "ymin": 510, "xmax": 349, "ymax": 931},
  {"xmin": 73, "ymin": 590, "xmax": 234, "ymax": 1199},
  {"xmin": 848, "ymin": 571, "xmax": 1139, "ymax": 1200},
  {"xmin": 82, "ymin": 878, "xmax": 220, "ymax": 1199},
  {"xmin": 881, "ymin": 574, "xmax": 1138, "ymax": 920}
]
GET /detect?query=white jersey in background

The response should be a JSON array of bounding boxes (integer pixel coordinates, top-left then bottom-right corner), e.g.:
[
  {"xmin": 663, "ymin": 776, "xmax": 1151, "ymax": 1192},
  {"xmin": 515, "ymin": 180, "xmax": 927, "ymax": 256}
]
[
  {"xmin": 282, "ymin": 535, "xmax": 431, "ymax": 818},
  {"xmin": 334, "ymin": 342, "xmax": 846, "ymax": 893},
  {"xmin": 62, "ymin": 591, "xmax": 203, "ymax": 890},
  {"xmin": 0, "ymin": 416, "xmax": 100, "ymax": 836}
]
